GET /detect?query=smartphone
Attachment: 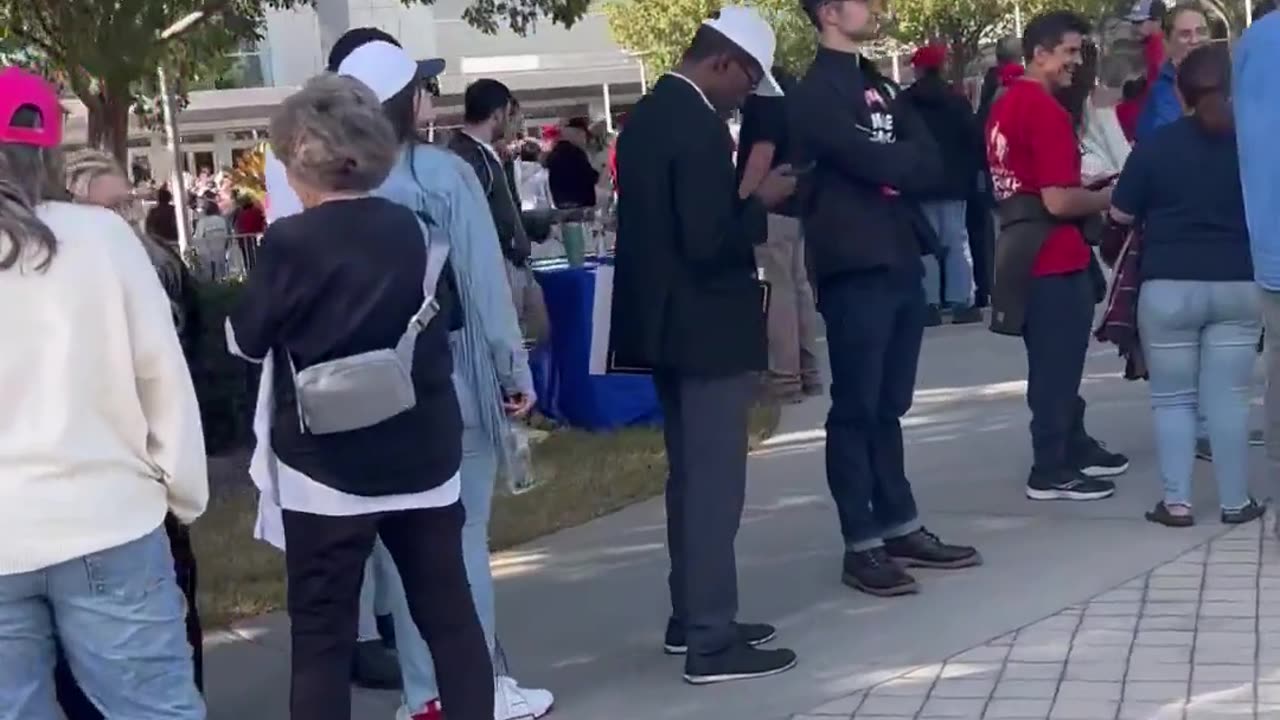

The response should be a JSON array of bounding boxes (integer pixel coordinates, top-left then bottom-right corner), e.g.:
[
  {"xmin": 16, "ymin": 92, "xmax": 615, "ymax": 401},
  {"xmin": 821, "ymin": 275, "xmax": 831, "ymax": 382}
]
[
  {"xmin": 1085, "ymin": 173, "xmax": 1119, "ymax": 191},
  {"xmin": 785, "ymin": 161, "xmax": 816, "ymax": 176}
]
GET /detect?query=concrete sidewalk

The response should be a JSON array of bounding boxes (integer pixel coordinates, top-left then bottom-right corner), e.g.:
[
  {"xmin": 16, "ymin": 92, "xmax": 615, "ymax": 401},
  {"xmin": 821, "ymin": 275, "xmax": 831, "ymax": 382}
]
[{"xmin": 204, "ymin": 322, "xmax": 1274, "ymax": 720}]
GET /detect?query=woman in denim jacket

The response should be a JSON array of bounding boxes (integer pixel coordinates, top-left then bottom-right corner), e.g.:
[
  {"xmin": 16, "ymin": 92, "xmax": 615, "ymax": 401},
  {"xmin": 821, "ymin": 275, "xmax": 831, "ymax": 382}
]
[{"xmin": 352, "ymin": 44, "xmax": 550, "ymax": 720}]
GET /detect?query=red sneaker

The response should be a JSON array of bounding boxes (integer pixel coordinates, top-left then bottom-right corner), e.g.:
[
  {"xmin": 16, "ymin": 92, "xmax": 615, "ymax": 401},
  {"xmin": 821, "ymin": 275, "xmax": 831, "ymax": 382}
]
[{"xmin": 396, "ymin": 699, "xmax": 443, "ymax": 720}]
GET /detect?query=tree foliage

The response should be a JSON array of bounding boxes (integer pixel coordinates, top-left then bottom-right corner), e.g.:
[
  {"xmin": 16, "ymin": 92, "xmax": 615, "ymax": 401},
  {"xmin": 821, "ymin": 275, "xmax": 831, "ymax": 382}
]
[
  {"xmin": 606, "ymin": 0, "xmax": 1142, "ymax": 88},
  {"xmin": 0, "ymin": 0, "xmax": 592, "ymax": 163},
  {"xmin": 885, "ymin": 0, "xmax": 1016, "ymax": 80},
  {"xmin": 603, "ymin": 0, "xmax": 816, "ymax": 82}
]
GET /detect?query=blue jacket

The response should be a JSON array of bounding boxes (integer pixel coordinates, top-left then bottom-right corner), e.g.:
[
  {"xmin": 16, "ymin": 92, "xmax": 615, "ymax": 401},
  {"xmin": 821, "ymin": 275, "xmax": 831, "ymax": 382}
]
[
  {"xmin": 376, "ymin": 144, "xmax": 534, "ymax": 432},
  {"xmin": 1234, "ymin": 14, "xmax": 1280, "ymax": 291},
  {"xmin": 1135, "ymin": 61, "xmax": 1181, "ymax": 143}
]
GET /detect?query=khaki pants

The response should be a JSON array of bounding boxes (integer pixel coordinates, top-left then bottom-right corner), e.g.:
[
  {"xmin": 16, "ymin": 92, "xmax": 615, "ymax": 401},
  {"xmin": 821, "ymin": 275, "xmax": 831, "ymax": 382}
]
[
  {"xmin": 755, "ymin": 214, "xmax": 821, "ymax": 392},
  {"xmin": 506, "ymin": 260, "xmax": 549, "ymax": 345}
]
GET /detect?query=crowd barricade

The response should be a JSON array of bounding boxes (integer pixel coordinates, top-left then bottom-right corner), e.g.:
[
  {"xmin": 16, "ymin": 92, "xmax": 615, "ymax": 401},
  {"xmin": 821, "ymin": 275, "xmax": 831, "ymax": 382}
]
[{"xmin": 231, "ymin": 233, "xmax": 263, "ymax": 275}]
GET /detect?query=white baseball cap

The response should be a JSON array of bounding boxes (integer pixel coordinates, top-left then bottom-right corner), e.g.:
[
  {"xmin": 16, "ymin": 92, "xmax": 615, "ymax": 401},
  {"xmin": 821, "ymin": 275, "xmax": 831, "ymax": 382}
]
[
  {"xmin": 337, "ymin": 40, "xmax": 417, "ymax": 101},
  {"xmin": 702, "ymin": 6, "xmax": 782, "ymax": 96}
]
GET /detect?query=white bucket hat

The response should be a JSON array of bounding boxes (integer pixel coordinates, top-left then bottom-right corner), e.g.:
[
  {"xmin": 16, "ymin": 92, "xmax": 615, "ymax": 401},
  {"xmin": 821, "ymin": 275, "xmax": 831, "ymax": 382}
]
[{"xmin": 702, "ymin": 5, "xmax": 783, "ymax": 96}]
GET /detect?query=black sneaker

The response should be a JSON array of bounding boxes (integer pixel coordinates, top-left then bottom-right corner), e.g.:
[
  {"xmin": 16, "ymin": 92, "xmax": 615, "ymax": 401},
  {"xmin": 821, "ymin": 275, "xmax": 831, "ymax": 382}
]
[
  {"xmin": 351, "ymin": 639, "xmax": 402, "ymax": 690},
  {"xmin": 951, "ymin": 305, "xmax": 984, "ymax": 325},
  {"xmin": 1072, "ymin": 438, "xmax": 1129, "ymax": 478},
  {"xmin": 884, "ymin": 528, "xmax": 983, "ymax": 569},
  {"xmin": 1222, "ymin": 499, "xmax": 1266, "ymax": 525},
  {"xmin": 1251, "ymin": 429, "xmax": 1266, "ymax": 447},
  {"xmin": 1026, "ymin": 469, "xmax": 1115, "ymax": 501},
  {"xmin": 663, "ymin": 620, "xmax": 777, "ymax": 655},
  {"xmin": 924, "ymin": 305, "xmax": 944, "ymax": 327},
  {"xmin": 375, "ymin": 612, "xmax": 396, "ymax": 650},
  {"xmin": 1196, "ymin": 436, "xmax": 1214, "ymax": 461},
  {"xmin": 683, "ymin": 641, "xmax": 797, "ymax": 685},
  {"xmin": 842, "ymin": 547, "xmax": 919, "ymax": 597}
]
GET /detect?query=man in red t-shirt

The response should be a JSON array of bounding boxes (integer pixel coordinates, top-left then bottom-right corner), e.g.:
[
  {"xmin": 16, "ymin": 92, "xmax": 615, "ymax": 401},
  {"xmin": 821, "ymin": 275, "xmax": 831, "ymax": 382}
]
[{"xmin": 985, "ymin": 10, "xmax": 1130, "ymax": 502}]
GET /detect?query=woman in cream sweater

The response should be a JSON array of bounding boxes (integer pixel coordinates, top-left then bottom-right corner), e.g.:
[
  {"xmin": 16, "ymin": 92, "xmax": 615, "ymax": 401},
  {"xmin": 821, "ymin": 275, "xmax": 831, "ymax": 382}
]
[{"xmin": 0, "ymin": 68, "xmax": 207, "ymax": 719}]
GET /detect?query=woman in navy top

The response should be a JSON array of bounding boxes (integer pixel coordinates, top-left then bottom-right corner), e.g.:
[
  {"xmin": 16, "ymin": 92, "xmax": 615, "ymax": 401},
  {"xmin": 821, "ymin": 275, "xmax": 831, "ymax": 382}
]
[{"xmin": 1110, "ymin": 45, "xmax": 1263, "ymax": 528}]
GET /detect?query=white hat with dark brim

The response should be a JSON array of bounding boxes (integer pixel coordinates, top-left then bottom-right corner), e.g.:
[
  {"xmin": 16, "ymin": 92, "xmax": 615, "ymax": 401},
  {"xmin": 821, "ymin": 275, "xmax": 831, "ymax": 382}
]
[
  {"xmin": 338, "ymin": 40, "xmax": 419, "ymax": 101},
  {"xmin": 702, "ymin": 6, "xmax": 783, "ymax": 97}
]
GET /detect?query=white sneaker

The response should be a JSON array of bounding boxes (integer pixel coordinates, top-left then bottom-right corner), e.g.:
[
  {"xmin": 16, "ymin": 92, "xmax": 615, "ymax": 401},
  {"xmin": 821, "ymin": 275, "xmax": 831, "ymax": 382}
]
[{"xmin": 495, "ymin": 676, "xmax": 554, "ymax": 720}]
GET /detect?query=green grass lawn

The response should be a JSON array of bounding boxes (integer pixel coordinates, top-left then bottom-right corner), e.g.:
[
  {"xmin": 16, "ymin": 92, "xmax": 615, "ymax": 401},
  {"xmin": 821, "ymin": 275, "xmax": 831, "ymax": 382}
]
[{"xmin": 193, "ymin": 403, "xmax": 781, "ymax": 629}]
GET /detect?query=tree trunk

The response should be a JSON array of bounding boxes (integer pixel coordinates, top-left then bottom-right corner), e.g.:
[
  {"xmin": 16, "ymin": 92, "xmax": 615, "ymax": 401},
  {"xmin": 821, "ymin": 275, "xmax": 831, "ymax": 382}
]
[
  {"xmin": 948, "ymin": 41, "xmax": 977, "ymax": 86},
  {"xmin": 85, "ymin": 81, "xmax": 131, "ymax": 165}
]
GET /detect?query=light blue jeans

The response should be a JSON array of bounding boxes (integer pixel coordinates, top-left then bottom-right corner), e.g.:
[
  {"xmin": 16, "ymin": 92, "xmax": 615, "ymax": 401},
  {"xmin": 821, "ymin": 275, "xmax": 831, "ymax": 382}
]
[
  {"xmin": 0, "ymin": 527, "xmax": 204, "ymax": 720},
  {"xmin": 392, "ymin": 424, "xmax": 500, "ymax": 708},
  {"xmin": 1138, "ymin": 280, "xmax": 1262, "ymax": 509},
  {"xmin": 920, "ymin": 199, "xmax": 974, "ymax": 308}
]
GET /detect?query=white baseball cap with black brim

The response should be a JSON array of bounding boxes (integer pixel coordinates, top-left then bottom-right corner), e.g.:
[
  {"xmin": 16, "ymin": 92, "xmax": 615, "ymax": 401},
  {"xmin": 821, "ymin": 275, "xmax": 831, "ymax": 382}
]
[
  {"xmin": 338, "ymin": 40, "xmax": 446, "ymax": 101},
  {"xmin": 702, "ymin": 5, "xmax": 783, "ymax": 97}
]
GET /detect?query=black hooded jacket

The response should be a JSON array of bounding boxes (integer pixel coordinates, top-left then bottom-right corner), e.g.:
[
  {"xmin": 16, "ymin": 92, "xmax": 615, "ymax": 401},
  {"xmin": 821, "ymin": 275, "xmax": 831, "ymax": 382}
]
[
  {"xmin": 901, "ymin": 72, "xmax": 985, "ymax": 202},
  {"xmin": 789, "ymin": 48, "xmax": 943, "ymax": 282}
]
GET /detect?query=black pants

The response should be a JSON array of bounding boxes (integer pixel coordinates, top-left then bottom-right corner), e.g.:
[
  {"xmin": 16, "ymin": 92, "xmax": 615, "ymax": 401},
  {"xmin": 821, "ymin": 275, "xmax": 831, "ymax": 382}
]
[
  {"xmin": 1023, "ymin": 271, "xmax": 1094, "ymax": 473},
  {"xmin": 817, "ymin": 270, "xmax": 924, "ymax": 549},
  {"xmin": 966, "ymin": 194, "xmax": 995, "ymax": 308},
  {"xmin": 654, "ymin": 371, "xmax": 753, "ymax": 657},
  {"xmin": 55, "ymin": 516, "xmax": 203, "ymax": 719},
  {"xmin": 282, "ymin": 502, "xmax": 492, "ymax": 720}
]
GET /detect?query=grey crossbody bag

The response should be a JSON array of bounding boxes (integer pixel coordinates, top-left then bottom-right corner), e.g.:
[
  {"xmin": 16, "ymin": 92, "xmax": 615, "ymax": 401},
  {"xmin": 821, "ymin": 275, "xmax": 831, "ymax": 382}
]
[{"xmin": 290, "ymin": 214, "xmax": 450, "ymax": 435}]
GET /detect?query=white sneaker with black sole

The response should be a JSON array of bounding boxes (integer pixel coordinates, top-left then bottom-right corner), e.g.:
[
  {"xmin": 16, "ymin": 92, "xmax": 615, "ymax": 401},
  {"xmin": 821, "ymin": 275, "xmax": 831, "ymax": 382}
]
[
  {"xmin": 683, "ymin": 643, "xmax": 797, "ymax": 686},
  {"xmin": 1026, "ymin": 469, "xmax": 1115, "ymax": 501}
]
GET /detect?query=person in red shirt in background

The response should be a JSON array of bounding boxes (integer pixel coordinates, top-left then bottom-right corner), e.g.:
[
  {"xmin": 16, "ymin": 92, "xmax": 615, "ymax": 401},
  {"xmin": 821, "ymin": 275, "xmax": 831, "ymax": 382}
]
[
  {"xmin": 986, "ymin": 10, "xmax": 1130, "ymax": 503},
  {"xmin": 1113, "ymin": 0, "xmax": 1167, "ymax": 142}
]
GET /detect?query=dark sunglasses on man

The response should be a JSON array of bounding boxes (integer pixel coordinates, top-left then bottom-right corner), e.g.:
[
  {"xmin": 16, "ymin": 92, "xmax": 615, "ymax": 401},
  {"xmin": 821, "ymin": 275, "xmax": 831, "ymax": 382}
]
[{"xmin": 416, "ymin": 58, "xmax": 446, "ymax": 98}]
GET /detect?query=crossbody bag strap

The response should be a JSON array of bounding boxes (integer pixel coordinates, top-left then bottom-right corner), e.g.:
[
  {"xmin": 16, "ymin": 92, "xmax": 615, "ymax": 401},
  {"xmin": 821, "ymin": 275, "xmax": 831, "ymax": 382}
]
[{"xmin": 392, "ymin": 211, "xmax": 452, "ymax": 368}]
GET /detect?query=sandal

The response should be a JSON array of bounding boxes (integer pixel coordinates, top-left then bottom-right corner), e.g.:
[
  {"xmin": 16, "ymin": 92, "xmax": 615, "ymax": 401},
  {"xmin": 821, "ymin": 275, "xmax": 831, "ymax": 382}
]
[
  {"xmin": 1145, "ymin": 502, "xmax": 1195, "ymax": 528},
  {"xmin": 1221, "ymin": 498, "xmax": 1266, "ymax": 525}
]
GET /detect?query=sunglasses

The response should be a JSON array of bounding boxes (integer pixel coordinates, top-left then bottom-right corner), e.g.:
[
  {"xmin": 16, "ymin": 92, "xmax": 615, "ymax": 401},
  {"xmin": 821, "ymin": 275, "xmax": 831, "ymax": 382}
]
[
  {"xmin": 421, "ymin": 76, "xmax": 441, "ymax": 98},
  {"xmin": 732, "ymin": 57, "xmax": 763, "ymax": 92}
]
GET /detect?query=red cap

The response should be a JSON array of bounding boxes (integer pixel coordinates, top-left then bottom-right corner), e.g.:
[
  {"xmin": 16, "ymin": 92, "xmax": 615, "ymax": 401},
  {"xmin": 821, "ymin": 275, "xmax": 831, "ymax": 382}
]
[
  {"xmin": 998, "ymin": 63, "xmax": 1026, "ymax": 86},
  {"xmin": 911, "ymin": 44, "xmax": 947, "ymax": 71},
  {"xmin": 0, "ymin": 68, "xmax": 61, "ymax": 148}
]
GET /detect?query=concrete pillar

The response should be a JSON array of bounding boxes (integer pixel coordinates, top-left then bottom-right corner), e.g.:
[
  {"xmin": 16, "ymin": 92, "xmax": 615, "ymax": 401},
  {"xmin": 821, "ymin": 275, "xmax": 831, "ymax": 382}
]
[
  {"xmin": 214, "ymin": 130, "xmax": 233, "ymax": 170},
  {"xmin": 314, "ymin": 0, "xmax": 351, "ymax": 64},
  {"xmin": 603, "ymin": 83, "xmax": 614, "ymax": 133}
]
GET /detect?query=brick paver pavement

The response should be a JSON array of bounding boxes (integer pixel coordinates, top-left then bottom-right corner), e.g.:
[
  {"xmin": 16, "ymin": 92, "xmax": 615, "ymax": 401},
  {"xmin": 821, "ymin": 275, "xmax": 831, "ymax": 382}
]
[{"xmin": 797, "ymin": 520, "xmax": 1280, "ymax": 720}]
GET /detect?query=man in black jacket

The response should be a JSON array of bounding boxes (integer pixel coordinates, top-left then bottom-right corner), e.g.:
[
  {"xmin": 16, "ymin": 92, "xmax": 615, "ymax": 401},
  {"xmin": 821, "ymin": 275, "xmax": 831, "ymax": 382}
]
[
  {"xmin": 903, "ymin": 44, "xmax": 986, "ymax": 326},
  {"xmin": 450, "ymin": 80, "xmax": 550, "ymax": 343},
  {"xmin": 545, "ymin": 117, "xmax": 600, "ymax": 208},
  {"xmin": 611, "ymin": 6, "xmax": 799, "ymax": 685},
  {"xmin": 792, "ymin": 0, "xmax": 981, "ymax": 598}
]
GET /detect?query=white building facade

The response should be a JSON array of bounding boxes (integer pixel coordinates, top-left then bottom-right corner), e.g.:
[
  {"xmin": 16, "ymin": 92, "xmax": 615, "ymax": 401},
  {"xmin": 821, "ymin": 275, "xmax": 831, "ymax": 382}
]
[{"xmin": 65, "ymin": 0, "xmax": 644, "ymax": 180}]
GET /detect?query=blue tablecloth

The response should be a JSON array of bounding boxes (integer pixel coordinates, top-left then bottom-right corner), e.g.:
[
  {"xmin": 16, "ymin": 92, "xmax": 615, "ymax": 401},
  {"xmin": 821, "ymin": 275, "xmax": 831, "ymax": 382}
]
[{"xmin": 529, "ymin": 262, "xmax": 661, "ymax": 431}]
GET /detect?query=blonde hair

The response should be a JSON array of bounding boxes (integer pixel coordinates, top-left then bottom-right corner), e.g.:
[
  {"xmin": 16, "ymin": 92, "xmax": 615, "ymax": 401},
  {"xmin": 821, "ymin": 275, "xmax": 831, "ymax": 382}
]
[
  {"xmin": 270, "ymin": 73, "xmax": 397, "ymax": 194},
  {"xmin": 63, "ymin": 148, "xmax": 183, "ymax": 289}
]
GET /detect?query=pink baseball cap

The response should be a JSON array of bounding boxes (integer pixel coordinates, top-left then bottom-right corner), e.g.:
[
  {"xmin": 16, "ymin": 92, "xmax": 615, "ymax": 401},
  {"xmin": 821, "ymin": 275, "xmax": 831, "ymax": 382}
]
[{"xmin": 0, "ymin": 67, "xmax": 62, "ymax": 148}]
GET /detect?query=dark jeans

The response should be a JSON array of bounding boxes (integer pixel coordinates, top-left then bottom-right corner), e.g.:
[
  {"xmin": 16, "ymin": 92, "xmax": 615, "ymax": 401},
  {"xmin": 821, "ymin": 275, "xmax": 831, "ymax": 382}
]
[
  {"xmin": 1023, "ymin": 271, "xmax": 1094, "ymax": 473},
  {"xmin": 655, "ymin": 371, "xmax": 754, "ymax": 657},
  {"xmin": 966, "ymin": 194, "xmax": 995, "ymax": 308},
  {"xmin": 55, "ymin": 515, "xmax": 202, "ymax": 720},
  {"xmin": 282, "ymin": 503, "xmax": 493, "ymax": 720},
  {"xmin": 818, "ymin": 270, "xmax": 924, "ymax": 551}
]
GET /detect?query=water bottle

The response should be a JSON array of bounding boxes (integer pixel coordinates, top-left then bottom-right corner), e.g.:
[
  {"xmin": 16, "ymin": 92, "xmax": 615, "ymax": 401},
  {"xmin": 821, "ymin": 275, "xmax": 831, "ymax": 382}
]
[{"xmin": 504, "ymin": 423, "xmax": 537, "ymax": 495}]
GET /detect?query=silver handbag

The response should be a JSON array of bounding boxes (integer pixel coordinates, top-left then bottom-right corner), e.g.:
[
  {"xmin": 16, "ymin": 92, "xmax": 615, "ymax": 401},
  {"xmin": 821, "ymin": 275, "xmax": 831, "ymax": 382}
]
[{"xmin": 290, "ymin": 216, "xmax": 449, "ymax": 435}]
